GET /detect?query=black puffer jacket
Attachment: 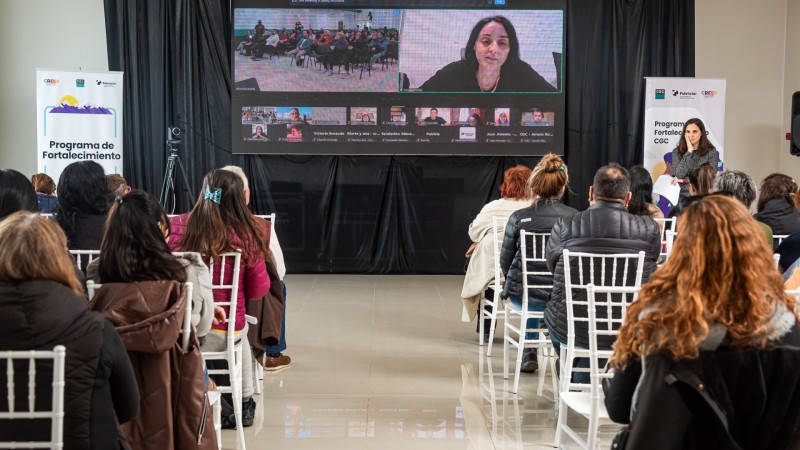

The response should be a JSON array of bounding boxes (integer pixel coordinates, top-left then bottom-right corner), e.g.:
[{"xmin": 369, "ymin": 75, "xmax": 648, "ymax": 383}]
[
  {"xmin": 544, "ymin": 202, "xmax": 660, "ymax": 348},
  {"xmin": 0, "ymin": 280, "xmax": 139, "ymax": 449},
  {"xmin": 499, "ymin": 199, "xmax": 578, "ymax": 299}
]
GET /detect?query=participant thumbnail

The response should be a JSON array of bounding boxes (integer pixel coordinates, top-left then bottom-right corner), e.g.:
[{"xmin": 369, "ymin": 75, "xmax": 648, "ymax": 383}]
[
  {"xmin": 493, "ymin": 108, "xmax": 511, "ymax": 126},
  {"xmin": 416, "ymin": 107, "xmax": 450, "ymax": 126},
  {"xmin": 521, "ymin": 108, "xmax": 554, "ymax": 126},
  {"xmin": 449, "ymin": 108, "xmax": 489, "ymax": 126},
  {"xmin": 350, "ymin": 107, "xmax": 378, "ymax": 125},
  {"xmin": 398, "ymin": 10, "xmax": 563, "ymax": 92},
  {"xmin": 233, "ymin": 9, "xmax": 400, "ymax": 93},
  {"xmin": 381, "ymin": 106, "xmax": 410, "ymax": 125},
  {"xmin": 275, "ymin": 106, "xmax": 311, "ymax": 124},
  {"xmin": 313, "ymin": 107, "xmax": 347, "ymax": 125},
  {"xmin": 242, "ymin": 106, "xmax": 276, "ymax": 125},
  {"xmin": 249, "ymin": 124, "xmax": 268, "ymax": 141}
]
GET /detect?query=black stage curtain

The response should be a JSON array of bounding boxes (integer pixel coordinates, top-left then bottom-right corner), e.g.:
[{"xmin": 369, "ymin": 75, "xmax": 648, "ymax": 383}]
[{"xmin": 105, "ymin": 0, "xmax": 693, "ymax": 274}]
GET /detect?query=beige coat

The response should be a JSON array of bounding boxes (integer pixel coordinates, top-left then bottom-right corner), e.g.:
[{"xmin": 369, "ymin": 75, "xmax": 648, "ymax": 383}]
[{"xmin": 461, "ymin": 198, "xmax": 530, "ymax": 322}]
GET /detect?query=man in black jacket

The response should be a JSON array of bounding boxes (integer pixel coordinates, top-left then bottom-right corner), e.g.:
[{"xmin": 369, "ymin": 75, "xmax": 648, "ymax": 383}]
[{"xmin": 544, "ymin": 164, "xmax": 660, "ymax": 378}]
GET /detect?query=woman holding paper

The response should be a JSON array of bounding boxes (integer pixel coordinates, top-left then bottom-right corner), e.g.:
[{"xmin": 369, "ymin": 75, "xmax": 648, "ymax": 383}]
[{"xmin": 670, "ymin": 118, "xmax": 719, "ymax": 201}]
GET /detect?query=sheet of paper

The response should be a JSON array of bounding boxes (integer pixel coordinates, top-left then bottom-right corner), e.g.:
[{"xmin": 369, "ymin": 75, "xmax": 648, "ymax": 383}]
[{"xmin": 653, "ymin": 175, "xmax": 681, "ymax": 206}]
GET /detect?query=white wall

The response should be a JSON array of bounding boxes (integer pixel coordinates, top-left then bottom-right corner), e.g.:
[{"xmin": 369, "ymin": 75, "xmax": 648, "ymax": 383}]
[
  {"xmin": 0, "ymin": 0, "xmax": 107, "ymax": 175},
  {"xmin": 695, "ymin": 0, "xmax": 788, "ymax": 190},
  {"xmin": 781, "ymin": 0, "xmax": 800, "ymax": 179}
]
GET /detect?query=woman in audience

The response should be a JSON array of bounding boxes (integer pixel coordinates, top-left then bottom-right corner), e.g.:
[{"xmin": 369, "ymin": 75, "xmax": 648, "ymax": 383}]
[
  {"xmin": 499, "ymin": 154, "xmax": 577, "ymax": 372},
  {"xmin": 106, "ymin": 173, "xmax": 130, "ymax": 201},
  {"xmin": 668, "ymin": 164, "xmax": 716, "ymax": 217},
  {"xmin": 169, "ymin": 169, "xmax": 270, "ymax": 428},
  {"xmin": 754, "ymin": 173, "xmax": 800, "ymax": 236},
  {"xmin": 30, "ymin": 173, "xmax": 57, "ymax": 213},
  {"xmin": 670, "ymin": 118, "xmax": 719, "ymax": 201},
  {"xmin": 55, "ymin": 160, "xmax": 109, "ymax": 250},
  {"xmin": 88, "ymin": 190, "xmax": 217, "ymax": 449},
  {"xmin": 86, "ymin": 190, "xmax": 222, "ymax": 339},
  {"xmin": 0, "ymin": 169, "xmax": 38, "ymax": 220},
  {"xmin": 713, "ymin": 170, "xmax": 772, "ymax": 246},
  {"xmin": 461, "ymin": 165, "xmax": 532, "ymax": 335},
  {"xmin": 419, "ymin": 16, "xmax": 556, "ymax": 92},
  {"xmin": 627, "ymin": 165, "xmax": 663, "ymax": 219},
  {"xmin": 605, "ymin": 195, "xmax": 800, "ymax": 448},
  {"xmin": 0, "ymin": 212, "xmax": 139, "ymax": 449}
]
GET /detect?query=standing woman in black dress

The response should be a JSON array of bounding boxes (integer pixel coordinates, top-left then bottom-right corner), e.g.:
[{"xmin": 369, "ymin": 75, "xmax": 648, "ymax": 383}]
[{"xmin": 670, "ymin": 118, "xmax": 719, "ymax": 201}]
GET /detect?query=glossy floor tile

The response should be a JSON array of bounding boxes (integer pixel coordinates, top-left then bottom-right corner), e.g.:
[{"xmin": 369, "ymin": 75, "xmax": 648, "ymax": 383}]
[{"xmin": 220, "ymin": 275, "xmax": 614, "ymax": 449}]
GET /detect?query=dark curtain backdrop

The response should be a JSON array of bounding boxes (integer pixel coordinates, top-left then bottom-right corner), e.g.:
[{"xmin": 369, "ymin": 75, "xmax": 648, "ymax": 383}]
[{"xmin": 105, "ymin": 0, "xmax": 694, "ymax": 274}]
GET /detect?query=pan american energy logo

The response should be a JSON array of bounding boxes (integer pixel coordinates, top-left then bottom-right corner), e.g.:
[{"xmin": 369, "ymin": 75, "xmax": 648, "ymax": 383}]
[{"xmin": 50, "ymin": 95, "xmax": 112, "ymax": 115}]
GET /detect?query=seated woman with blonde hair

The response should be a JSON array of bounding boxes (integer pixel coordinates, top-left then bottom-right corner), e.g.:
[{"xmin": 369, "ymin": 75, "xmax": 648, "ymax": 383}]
[
  {"xmin": 0, "ymin": 212, "xmax": 139, "ymax": 449},
  {"xmin": 605, "ymin": 194, "xmax": 800, "ymax": 449}
]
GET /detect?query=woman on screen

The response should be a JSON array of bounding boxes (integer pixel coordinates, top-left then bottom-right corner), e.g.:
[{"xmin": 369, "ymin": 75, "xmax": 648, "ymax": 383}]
[
  {"xmin": 252, "ymin": 125, "xmax": 267, "ymax": 141},
  {"xmin": 468, "ymin": 113, "xmax": 483, "ymax": 126},
  {"xmin": 419, "ymin": 16, "xmax": 556, "ymax": 93}
]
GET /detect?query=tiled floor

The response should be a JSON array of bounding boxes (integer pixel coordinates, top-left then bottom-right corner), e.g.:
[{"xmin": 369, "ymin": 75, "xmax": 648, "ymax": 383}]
[{"xmin": 222, "ymin": 275, "xmax": 612, "ymax": 449}]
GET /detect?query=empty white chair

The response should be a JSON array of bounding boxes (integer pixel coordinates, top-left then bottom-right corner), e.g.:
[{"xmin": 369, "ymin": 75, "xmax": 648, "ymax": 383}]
[
  {"xmin": 480, "ymin": 215, "xmax": 508, "ymax": 356},
  {"xmin": 560, "ymin": 250, "xmax": 645, "ymax": 394},
  {"xmin": 0, "ymin": 345, "xmax": 66, "ymax": 450},
  {"xmin": 502, "ymin": 230, "xmax": 558, "ymax": 396},
  {"xmin": 200, "ymin": 251, "xmax": 247, "ymax": 450},
  {"xmin": 555, "ymin": 284, "xmax": 640, "ymax": 450},
  {"xmin": 68, "ymin": 250, "xmax": 100, "ymax": 272}
]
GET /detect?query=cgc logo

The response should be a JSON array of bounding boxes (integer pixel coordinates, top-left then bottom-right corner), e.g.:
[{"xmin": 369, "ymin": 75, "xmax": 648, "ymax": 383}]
[
  {"xmin": 655, "ymin": 89, "xmax": 665, "ymax": 100},
  {"xmin": 76, "ymin": 79, "xmax": 85, "ymax": 87},
  {"xmin": 43, "ymin": 79, "xmax": 60, "ymax": 86},
  {"xmin": 702, "ymin": 90, "xmax": 718, "ymax": 98}
]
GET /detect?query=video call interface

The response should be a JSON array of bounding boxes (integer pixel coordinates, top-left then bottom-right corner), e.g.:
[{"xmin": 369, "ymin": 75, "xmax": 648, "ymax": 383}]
[{"xmin": 232, "ymin": 0, "xmax": 566, "ymax": 155}]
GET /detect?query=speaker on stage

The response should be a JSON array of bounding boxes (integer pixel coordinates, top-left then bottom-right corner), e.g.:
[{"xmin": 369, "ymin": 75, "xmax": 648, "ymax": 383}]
[{"xmin": 792, "ymin": 91, "xmax": 800, "ymax": 156}]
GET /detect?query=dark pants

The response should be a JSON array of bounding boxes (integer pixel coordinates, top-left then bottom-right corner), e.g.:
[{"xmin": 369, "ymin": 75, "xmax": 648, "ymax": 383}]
[{"xmin": 548, "ymin": 326, "xmax": 602, "ymax": 384}]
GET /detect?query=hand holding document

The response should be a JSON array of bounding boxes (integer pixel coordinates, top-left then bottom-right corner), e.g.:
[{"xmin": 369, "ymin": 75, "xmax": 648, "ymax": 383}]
[{"xmin": 653, "ymin": 175, "xmax": 681, "ymax": 206}]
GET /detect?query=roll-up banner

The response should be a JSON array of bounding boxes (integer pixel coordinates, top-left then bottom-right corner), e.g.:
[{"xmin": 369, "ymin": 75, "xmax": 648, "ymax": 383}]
[
  {"xmin": 36, "ymin": 69, "xmax": 124, "ymax": 183},
  {"xmin": 643, "ymin": 77, "xmax": 726, "ymax": 212}
]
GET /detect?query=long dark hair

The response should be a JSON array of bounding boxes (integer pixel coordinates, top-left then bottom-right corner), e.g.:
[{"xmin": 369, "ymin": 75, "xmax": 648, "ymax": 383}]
[
  {"xmin": 627, "ymin": 165, "xmax": 654, "ymax": 216},
  {"xmin": 98, "ymin": 190, "xmax": 186, "ymax": 283},
  {"xmin": 464, "ymin": 16, "xmax": 521, "ymax": 70},
  {"xmin": 0, "ymin": 169, "xmax": 38, "ymax": 221},
  {"xmin": 179, "ymin": 170, "xmax": 268, "ymax": 263},
  {"xmin": 55, "ymin": 161, "xmax": 109, "ymax": 242},
  {"xmin": 676, "ymin": 118, "xmax": 714, "ymax": 157},
  {"xmin": 758, "ymin": 173, "xmax": 798, "ymax": 212}
]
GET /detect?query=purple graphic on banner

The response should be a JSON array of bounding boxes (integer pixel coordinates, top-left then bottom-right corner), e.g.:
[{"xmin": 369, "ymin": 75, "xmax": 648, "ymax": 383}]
[{"xmin": 50, "ymin": 104, "xmax": 112, "ymax": 115}]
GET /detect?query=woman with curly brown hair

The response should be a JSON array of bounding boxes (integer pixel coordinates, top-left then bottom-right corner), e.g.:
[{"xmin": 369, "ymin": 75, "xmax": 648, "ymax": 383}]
[{"xmin": 604, "ymin": 194, "xmax": 800, "ymax": 449}]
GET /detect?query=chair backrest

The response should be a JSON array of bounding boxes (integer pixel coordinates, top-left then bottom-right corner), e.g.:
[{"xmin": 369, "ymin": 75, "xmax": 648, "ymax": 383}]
[
  {"xmin": 0, "ymin": 346, "xmax": 66, "ymax": 450},
  {"xmin": 68, "ymin": 250, "xmax": 100, "ymax": 271},
  {"xmin": 255, "ymin": 213, "xmax": 276, "ymax": 224},
  {"xmin": 665, "ymin": 230, "xmax": 677, "ymax": 259},
  {"xmin": 520, "ymin": 230, "xmax": 552, "ymax": 300},
  {"xmin": 586, "ymin": 284, "xmax": 640, "ymax": 397},
  {"xmin": 774, "ymin": 253, "xmax": 782, "ymax": 270},
  {"xmin": 491, "ymin": 216, "xmax": 509, "ymax": 293},
  {"xmin": 562, "ymin": 249, "xmax": 645, "ymax": 356},
  {"xmin": 774, "ymin": 234, "xmax": 790, "ymax": 248},
  {"xmin": 654, "ymin": 217, "xmax": 676, "ymax": 261},
  {"xmin": 180, "ymin": 282, "xmax": 194, "ymax": 353},
  {"xmin": 86, "ymin": 280, "xmax": 100, "ymax": 301},
  {"xmin": 206, "ymin": 251, "xmax": 243, "ymax": 339}
]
